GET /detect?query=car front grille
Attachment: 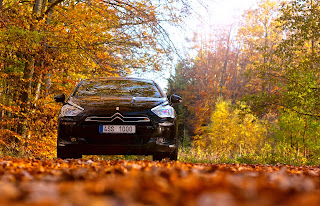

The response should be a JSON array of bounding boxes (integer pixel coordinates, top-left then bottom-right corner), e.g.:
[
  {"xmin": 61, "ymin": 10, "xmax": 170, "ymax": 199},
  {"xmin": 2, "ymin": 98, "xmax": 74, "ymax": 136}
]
[{"xmin": 85, "ymin": 112, "xmax": 150, "ymax": 123}]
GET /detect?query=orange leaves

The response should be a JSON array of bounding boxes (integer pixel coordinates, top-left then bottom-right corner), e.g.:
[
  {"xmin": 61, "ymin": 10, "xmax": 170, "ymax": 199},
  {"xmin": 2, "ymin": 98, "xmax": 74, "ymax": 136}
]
[
  {"xmin": 0, "ymin": 158, "xmax": 319, "ymax": 205},
  {"xmin": 0, "ymin": 0, "xmax": 187, "ymax": 160}
]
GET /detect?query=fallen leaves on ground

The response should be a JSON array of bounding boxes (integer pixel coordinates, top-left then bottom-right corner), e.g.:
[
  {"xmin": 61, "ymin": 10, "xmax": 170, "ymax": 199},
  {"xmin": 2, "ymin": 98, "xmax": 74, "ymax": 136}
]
[{"xmin": 0, "ymin": 158, "xmax": 319, "ymax": 206}]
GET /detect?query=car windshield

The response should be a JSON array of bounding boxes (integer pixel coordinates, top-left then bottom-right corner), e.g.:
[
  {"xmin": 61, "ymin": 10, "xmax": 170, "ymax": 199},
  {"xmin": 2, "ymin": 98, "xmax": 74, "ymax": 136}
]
[{"xmin": 73, "ymin": 79, "xmax": 163, "ymax": 98}]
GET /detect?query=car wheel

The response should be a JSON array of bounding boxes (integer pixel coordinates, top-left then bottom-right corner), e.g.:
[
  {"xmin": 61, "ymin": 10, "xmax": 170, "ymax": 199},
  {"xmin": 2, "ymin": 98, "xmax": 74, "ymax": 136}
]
[
  {"xmin": 57, "ymin": 147, "xmax": 82, "ymax": 159},
  {"xmin": 153, "ymin": 149, "xmax": 178, "ymax": 161},
  {"xmin": 153, "ymin": 153, "xmax": 166, "ymax": 161},
  {"xmin": 169, "ymin": 148, "xmax": 178, "ymax": 161}
]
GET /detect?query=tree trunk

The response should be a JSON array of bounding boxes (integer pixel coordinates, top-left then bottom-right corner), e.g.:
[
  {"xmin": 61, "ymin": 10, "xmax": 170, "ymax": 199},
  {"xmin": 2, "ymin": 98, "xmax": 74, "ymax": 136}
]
[
  {"xmin": 18, "ymin": 58, "xmax": 35, "ymax": 139},
  {"xmin": 220, "ymin": 27, "xmax": 232, "ymax": 97},
  {"xmin": 0, "ymin": 0, "xmax": 3, "ymax": 11},
  {"xmin": 17, "ymin": 0, "xmax": 60, "ymax": 138},
  {"xmin": 232, "ymin": 48, "xmax": 240, "ymax": 101},
  {"xmin": 34, "ymin": 73, "xmax": 43, "ymax": 107},
  {"xmin": 41, "ymin": 0, "xmax": 48, "ymax": 12},
  {"xmin": 220, "ymin": 51, "xmax": 230, "ymax": 96},
  {"xmin": 17, "ymin": 0, "xmax": 44, "ymax": 139},
  {"xmin": 34, "ymin": 0, "xmax": 43, "ymax": 15},
  {"xmin": 0, "ymin": 78, "xmax": 4, "ymax": 130}
]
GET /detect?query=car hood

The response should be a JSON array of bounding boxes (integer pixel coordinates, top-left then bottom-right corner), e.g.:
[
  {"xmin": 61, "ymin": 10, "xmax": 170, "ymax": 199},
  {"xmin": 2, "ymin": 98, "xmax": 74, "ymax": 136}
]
[{"xmin": 68, "ymin": 96, "xmax": 167, "ymax": 111}]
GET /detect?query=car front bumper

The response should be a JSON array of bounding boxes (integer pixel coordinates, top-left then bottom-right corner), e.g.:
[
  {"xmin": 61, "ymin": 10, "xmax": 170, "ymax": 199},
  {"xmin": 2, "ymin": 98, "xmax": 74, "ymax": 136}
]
[
  {"xmin": 57, "ymin": 117, "xmax": 178, "ymax": 155},
  {"xmin": 58, "ymin": 137, "xmax": 176, "ymax": 155}
]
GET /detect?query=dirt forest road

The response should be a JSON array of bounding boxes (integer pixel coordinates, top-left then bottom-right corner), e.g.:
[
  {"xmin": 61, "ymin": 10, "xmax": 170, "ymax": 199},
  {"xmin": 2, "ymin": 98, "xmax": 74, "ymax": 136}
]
[{"xmin": 0, "ymin": 158, "xmax": 319, "ymax": 206}]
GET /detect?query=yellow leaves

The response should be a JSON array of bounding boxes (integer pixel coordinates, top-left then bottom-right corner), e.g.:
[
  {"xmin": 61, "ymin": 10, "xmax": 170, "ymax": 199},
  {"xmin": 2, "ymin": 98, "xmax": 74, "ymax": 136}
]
[{"xmin": 197, "ymin": 99, "xmax": 267, "ymax": 158}]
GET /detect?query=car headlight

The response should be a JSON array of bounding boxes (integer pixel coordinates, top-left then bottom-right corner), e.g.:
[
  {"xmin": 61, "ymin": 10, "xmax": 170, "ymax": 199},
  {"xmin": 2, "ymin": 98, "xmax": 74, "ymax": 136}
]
[
  {"xmin": 59, "ymin": 103, "xmax": 84, "ymax": 117},
  {"xmin": 151, "ymin": 103, "xmax": 175, "ymax": 118}
]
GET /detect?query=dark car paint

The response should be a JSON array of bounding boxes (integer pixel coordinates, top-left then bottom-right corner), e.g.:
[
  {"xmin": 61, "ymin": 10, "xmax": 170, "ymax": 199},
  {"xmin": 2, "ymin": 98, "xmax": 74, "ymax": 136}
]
[{"xmin": 55, "ymin": 77, "xmax": 180, "ymax": 159}]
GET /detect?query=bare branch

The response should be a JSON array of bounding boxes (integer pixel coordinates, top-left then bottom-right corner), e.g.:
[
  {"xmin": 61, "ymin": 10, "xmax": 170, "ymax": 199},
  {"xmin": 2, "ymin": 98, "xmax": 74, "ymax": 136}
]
[
  {"xmin": 0, "ymin": 0, "xmax": 3, "ymax": 12},
  {"xmin": 0, "ymin": 19, "xmax": 8, "ymax": 28},
  {"xmin": 44, "ymin": 0, "xmax": 64, "ymax": 15}
]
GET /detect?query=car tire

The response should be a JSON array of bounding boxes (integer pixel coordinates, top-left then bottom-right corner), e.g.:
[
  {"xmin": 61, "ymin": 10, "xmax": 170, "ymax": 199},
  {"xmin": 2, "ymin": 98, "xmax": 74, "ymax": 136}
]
[
  {"xmin": 153, "ymin": 149, "xmax": 178, "ymax": 161},
  {"xmin": 153, "ymin": 153, "xmax": 166, "ymax": 161},
  {"xmin": 169, "ymin": 148, "xmax": 178, "ymax": 161},
  {"xmin": 57, "ymin": 147, "xmax": 82, "ymax": 159}
]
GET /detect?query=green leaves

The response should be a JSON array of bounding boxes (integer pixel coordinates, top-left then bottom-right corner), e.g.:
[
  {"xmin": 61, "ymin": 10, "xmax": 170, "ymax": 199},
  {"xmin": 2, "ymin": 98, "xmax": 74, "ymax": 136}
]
[{"xmin": 272, "ymin": 0, "xmax": 320, "ymax": 116}]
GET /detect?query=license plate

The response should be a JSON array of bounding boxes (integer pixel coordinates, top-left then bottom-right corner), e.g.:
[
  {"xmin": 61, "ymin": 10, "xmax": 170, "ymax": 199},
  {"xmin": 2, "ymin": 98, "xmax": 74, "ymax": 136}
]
[{"xmin": 99, "ymin": 125, "xmax": 136, "ymax": 134}]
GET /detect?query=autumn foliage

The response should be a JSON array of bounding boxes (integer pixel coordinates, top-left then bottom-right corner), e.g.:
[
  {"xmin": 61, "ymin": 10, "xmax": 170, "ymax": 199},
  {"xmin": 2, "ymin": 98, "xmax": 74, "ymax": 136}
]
[
  {"xmin": 194, "ymin": 99, "xmax": 267, "ymax": 159},
  {"xmin": 0, "ymin": 0, "xmax": 185, "ymax": 158},
  {"xmin": 0, "ymin": 157, "xmax": 318, "ymax": 205},
  {"xmin": 1, "ymin": 0, "xmax": 320, "ymax": 166},
  {"xmin": 169, "ymin": 0, "xmax": 320, "ymax": 165}
]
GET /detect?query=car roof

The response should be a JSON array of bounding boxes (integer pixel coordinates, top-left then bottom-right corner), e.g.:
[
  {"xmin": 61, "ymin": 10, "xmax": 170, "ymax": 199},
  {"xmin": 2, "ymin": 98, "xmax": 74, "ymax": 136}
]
[
  {"xmin": 74, "ymin": 77, "xmax": 165, "ymax": 97},
  {"xmin": 83, "ymin": 77, "xmax": 155, "ymax": 83}
]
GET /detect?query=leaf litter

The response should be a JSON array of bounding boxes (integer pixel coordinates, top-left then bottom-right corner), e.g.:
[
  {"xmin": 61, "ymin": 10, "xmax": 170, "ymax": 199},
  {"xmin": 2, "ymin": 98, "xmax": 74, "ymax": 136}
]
[{"xmin": 0, "ymin": 158, "xmax": 319, "ymax": 205}]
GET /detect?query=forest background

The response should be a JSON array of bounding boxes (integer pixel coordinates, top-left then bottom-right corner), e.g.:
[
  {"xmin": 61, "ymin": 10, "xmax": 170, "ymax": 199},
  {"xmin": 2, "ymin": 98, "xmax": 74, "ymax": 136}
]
[{"xmin": 1, "ymin": 0, "xmax": 320, "ymax": 165}]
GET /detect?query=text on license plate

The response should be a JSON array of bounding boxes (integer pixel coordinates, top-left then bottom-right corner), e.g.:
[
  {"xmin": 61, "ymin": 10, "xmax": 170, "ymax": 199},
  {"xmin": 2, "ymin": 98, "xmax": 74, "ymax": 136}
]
[{"xmin": 99, "ymin": 125, "xmax": 136, "ymax": 134}]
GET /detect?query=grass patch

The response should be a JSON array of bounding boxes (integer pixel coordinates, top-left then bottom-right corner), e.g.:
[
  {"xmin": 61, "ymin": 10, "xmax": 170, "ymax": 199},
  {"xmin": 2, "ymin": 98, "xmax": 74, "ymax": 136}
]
[{"xmin": 178, "ymin": 146, "xmax": 320, "ymax": 165}]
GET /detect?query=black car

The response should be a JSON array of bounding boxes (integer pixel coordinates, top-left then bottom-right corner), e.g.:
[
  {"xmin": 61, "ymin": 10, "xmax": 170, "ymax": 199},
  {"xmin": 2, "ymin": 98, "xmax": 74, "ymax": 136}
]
[{"xmin": 54, "ymin": 77, "xmax": 182, "ymax": 160}]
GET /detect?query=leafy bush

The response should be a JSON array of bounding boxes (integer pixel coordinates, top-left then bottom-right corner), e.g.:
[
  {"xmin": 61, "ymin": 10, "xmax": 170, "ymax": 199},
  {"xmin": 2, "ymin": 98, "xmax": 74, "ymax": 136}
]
[
  {"xmin": 179, "ymin": 99, "xmax": 320, "ymax": 165},
  {"xmin": 194, "ymin": 99, "xmax": 267, "ymax": 159},
  {"xmin": 270, "ymin": 110, "xmax": 320, "ymax": 165}
]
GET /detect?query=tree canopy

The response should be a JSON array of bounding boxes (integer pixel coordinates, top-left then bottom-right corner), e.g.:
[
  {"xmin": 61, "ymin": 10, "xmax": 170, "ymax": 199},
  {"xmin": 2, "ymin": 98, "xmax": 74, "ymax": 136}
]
[{"xmin": 0, "ymin": 0, "xmax": 187, "ymax": 157}]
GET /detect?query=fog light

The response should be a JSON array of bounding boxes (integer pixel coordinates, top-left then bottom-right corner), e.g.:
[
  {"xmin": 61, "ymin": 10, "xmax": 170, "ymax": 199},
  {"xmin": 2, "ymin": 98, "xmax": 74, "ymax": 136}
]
[
  {"xmin": 159, "ymin": 122, "xmax": 173, "ymax": 127},
  {"xmin": 62, "ymin": 121, "xmax": 76, "ymax": 126},
  {"xmin": 70, "ymin": 137, "xmax": 77, "ymax": 142},
  {"xmin": 156, "ymin": 137, "xmax": 165, "ymax": 144}
]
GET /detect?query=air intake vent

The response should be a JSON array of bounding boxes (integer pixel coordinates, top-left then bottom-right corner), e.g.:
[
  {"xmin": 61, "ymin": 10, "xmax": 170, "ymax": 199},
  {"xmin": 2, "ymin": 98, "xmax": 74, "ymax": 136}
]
[{"xmin": 85, "ymin": 112, "xmax": 150, "ymax": 123}]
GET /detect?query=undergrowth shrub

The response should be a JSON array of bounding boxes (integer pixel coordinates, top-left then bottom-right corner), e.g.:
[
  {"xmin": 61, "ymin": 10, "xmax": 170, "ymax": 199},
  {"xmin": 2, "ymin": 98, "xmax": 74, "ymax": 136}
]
[
  {"xmin": 194, "ymin": 99, "xmax": 267, "ymax": 159},
  {"xmin": 178, "ymin": 99, "xmax": 320, "ymax": 165},
  {"xmin": 271, "ymin": 110, "xmax": 320, "ymax": 165}
]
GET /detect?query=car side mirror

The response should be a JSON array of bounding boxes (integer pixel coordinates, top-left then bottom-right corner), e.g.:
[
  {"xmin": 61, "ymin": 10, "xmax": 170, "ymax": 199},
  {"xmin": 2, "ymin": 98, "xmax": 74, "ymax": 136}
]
[
  {"xmin": 170, "ymin": 94, "xmax": 182, "ymax": 104},
  {"xmin": 54, "ymin": 94, "xmax": 66, "ymax": 103}
]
